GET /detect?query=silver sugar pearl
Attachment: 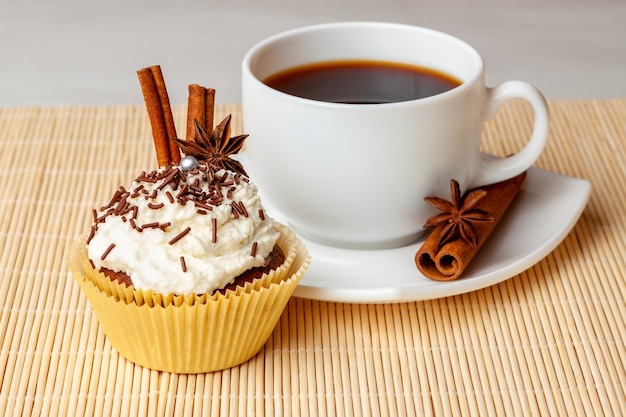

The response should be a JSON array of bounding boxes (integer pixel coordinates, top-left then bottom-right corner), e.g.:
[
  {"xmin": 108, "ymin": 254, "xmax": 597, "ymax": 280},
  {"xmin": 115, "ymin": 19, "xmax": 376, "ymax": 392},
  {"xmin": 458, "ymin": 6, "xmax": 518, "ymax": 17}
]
[{"xmin": 179, "ymin": 155, "xmax": 198, "ymax": 171}]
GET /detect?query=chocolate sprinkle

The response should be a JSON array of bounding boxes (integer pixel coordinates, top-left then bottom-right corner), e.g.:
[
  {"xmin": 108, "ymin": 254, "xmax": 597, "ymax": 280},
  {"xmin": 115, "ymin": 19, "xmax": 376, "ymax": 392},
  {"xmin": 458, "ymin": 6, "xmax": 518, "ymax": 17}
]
[
  {"xmin": 168, "ymin": 227, "xmax": 191, "ymax": 245},
  {"xmin": 231, "ymin": 203, "xmax": 239, "ymax": 219},
  {"xmin": 176, "ymin": 184, "xmax": 189, "ymax": 201},
  {"xmin": 180, "ymin": 256, "xmax": 187, "ymax": 272},
  {"xmin": 86, "ymin": 225, "xmax": 96, "ymax": 244},
  {"xmin": 101, "ymin": 243, "xmax": 116, "ymax": 260},
  {"xmin": 129, "ymin": 218, "xmax": 141, "ymax": 231},
  {"xmin": 157, "ymin": 170, "xmax": 179, "ymax": 190},
  {"xmin": 193, "ymin": 200, "xmax": 213, "ymax": 212}
]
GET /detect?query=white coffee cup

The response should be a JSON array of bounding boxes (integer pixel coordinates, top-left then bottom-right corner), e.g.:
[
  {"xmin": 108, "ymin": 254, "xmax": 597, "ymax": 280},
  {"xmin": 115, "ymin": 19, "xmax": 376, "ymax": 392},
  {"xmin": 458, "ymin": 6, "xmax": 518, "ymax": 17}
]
[{"xmin": 241, "ymin": 22, "xmax": 548, "ymax": 249}]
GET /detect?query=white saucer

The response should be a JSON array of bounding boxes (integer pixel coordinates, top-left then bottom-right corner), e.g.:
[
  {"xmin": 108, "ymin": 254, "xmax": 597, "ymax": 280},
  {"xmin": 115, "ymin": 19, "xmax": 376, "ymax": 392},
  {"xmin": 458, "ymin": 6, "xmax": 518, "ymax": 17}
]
[{"xmin": 263, "ymin": 167, "xmax": 591, "ymax": 303}]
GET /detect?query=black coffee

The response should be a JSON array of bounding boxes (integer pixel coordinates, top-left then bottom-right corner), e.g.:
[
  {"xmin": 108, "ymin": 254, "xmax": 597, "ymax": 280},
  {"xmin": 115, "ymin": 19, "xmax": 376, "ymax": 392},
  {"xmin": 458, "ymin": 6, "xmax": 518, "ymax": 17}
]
[{"xmin": 263, "ymin": 60, "xmax": 462, "ymax": 104}]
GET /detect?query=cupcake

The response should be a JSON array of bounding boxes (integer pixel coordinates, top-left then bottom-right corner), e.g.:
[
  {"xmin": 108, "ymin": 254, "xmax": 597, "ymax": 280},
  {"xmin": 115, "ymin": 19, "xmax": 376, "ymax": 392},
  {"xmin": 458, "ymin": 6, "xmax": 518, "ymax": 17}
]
[{"xmin": 67, "ymin": 66, "xmax": 310, "ymax": 373}]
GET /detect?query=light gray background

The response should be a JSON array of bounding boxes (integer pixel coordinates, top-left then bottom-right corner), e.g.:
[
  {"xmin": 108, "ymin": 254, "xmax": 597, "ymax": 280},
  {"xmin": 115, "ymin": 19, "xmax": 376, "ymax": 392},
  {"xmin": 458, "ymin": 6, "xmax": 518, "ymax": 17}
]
[{"xmin": 1, "ymin": 0, "xmax": 625, "ymax": 106}]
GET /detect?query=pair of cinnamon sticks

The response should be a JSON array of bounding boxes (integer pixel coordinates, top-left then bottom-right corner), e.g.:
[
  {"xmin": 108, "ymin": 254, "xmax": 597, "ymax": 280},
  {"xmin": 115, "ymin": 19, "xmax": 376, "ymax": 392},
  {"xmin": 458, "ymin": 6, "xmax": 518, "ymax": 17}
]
[
  {"xmin": 415, "ymin": 171, "xmax": 527, "ymax": 281},
  {"xmin": 137, "ymin": 65, "xmax": 215, "ymax": 167}
]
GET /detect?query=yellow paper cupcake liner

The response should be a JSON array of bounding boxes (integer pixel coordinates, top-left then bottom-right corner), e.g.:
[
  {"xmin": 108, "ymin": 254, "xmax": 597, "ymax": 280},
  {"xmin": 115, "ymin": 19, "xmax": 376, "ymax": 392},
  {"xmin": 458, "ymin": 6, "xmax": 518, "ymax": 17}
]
[{"xmin": 67, "ymin": 222, "xmax": 310, "ymax": 373}]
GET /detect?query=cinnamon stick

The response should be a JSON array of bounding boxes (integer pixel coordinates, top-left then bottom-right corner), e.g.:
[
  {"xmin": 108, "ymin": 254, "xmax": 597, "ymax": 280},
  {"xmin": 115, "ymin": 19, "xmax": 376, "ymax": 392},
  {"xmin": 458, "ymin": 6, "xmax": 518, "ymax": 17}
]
[
  {"xmin": 186, "ymin": 84, "xmax": 205, "ymax": 140},
  {"xmin": 151, "ymin": 67, "xmax": 180, "ymax": 165},
  {"xmin": 186, "ymin": 84, "xmax": 216, "ymax": 140},
  {"xmin": 137, "ymin": 65, "xmax": 179, "ymax": 166},
  {"xmin": 415, "ymin": 171, "xmax": 527, "ymax": 281},
  {"xmin": 204, "ymin": 87, "xmax": 215, "ymax": 133}
]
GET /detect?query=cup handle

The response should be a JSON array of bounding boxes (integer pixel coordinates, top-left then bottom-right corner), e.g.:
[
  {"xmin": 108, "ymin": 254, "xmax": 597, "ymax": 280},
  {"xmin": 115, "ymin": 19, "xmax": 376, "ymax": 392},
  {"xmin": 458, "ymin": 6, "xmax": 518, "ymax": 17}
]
[{"xmin": 471, "ymin": 80, "xmax": 549, "ymax": 187}]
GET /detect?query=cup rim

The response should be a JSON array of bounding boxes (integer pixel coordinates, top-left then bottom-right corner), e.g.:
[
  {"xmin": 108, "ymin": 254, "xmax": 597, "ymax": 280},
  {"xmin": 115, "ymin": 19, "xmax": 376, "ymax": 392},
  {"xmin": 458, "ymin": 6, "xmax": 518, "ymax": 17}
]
[{"xmin": 241, "ymin": 21, "xmax": 484, "ymax": 108}]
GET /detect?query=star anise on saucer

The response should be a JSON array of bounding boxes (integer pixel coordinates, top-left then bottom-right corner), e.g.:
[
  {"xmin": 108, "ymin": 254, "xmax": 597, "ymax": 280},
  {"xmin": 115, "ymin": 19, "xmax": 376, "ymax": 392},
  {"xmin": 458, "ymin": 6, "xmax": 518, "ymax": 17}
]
[
  {"xmin": 172, "ymin": 115, "xmax": 249, "ymax": 175},
  {"xmin": 423, "ymin": 179, "xmax": 496, "ymax": 248}
]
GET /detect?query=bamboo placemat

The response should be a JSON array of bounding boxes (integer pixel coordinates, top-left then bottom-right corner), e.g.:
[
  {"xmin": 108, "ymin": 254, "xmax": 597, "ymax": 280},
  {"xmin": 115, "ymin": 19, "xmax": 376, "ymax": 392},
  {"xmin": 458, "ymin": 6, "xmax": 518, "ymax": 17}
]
[{"xmin": 1, "ymin": 99, "xmax": 625, "ymax": 416}]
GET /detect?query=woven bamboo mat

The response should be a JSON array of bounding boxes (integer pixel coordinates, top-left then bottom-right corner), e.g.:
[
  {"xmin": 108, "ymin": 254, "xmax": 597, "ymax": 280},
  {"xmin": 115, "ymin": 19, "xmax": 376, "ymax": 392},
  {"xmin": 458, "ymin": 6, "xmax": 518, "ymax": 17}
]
[{"xmin": 1, "ymin": 99, "xmax": 625, "ymax": 416}]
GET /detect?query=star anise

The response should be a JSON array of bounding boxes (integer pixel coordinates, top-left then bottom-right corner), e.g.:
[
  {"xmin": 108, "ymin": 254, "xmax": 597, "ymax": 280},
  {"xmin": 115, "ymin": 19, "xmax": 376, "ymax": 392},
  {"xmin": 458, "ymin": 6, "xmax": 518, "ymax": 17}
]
[
  {"xmin": 172, "ymin": 115, "xmax": 249, "ymax": 176},
  {"xmin": 423, "ymin": 179, "xmax": 495, "ymax": 248}
]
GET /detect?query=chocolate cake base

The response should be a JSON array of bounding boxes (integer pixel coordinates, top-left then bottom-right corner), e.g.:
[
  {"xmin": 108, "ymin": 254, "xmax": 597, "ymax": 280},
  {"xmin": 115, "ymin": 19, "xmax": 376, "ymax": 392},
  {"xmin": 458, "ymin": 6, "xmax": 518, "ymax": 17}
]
[{"xmin": 99, "ymin": 244, "xmax": 285, "ymax": 295}]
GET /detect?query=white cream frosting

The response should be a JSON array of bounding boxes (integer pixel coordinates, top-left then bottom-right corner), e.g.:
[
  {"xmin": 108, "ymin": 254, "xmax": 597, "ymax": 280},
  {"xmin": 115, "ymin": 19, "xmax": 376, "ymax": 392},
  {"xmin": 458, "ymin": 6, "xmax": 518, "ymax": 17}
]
[{"xmin": 87, "ymin": 163, "xmax": 279, "ymax": 295}]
